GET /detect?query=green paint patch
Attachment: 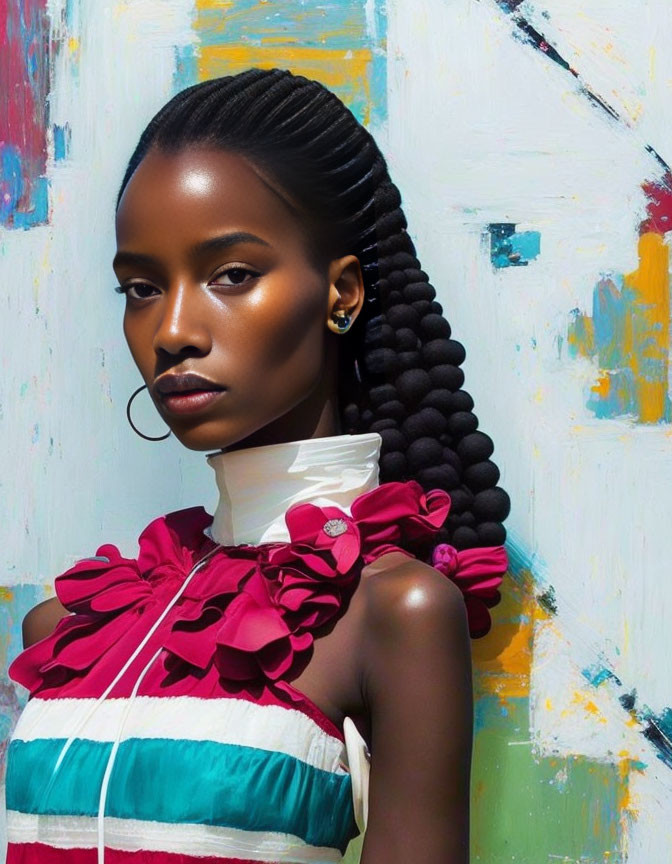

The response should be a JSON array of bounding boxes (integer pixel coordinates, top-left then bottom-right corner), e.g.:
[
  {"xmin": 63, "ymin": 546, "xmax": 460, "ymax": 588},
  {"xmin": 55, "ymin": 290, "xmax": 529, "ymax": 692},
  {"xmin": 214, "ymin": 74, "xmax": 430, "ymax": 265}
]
[{"xmin": 471, "ymin": 697, "xmax": 625, "ymax": 863}]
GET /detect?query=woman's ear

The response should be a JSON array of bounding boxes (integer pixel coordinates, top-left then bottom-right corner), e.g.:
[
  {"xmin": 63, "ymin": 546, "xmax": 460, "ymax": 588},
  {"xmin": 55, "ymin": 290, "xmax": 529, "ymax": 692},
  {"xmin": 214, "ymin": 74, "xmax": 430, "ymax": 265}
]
[{"xmin": 326, "ymin": 255, "xmax": 366, "ymax": 335}]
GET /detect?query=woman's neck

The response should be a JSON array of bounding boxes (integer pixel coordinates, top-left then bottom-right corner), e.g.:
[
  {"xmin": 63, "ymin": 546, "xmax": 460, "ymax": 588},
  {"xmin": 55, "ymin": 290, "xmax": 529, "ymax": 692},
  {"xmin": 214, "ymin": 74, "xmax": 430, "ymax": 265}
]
[{"xmin": 204, "ymin": 431, "xmax": 382, "ymax": 546}]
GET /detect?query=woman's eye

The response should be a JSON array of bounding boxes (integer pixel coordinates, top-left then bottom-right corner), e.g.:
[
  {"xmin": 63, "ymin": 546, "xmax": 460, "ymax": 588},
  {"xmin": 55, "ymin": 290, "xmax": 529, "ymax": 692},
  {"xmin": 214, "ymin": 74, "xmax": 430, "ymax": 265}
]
[
  {"xmin": 113, "ymin": 267, "xmax": 259, "ymax": 298},
  {"xmin": 210, "ymin": 267, "xmax": 259, "ymax": 287},
  {"xmin": 114, "ymin": 283, "xmax": 157, "ymax": 300}
]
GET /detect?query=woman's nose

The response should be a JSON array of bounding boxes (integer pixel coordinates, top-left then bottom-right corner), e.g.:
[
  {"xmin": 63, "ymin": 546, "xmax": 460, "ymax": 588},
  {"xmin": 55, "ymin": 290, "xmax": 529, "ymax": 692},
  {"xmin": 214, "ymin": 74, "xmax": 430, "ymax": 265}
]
[{"xmin": 152, "ymin": 281, "xmax": 212, "ymax": 357}]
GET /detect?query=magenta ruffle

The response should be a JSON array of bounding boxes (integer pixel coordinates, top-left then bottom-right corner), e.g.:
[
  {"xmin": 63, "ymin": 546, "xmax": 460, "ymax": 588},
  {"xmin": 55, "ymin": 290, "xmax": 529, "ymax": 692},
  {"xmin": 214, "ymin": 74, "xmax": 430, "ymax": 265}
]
[
  {"xmin": 431, "ymin": 543, "xmax": 508, "ymax": 637},
  {"xmin": 9, "ymin": 481, "xmax": 508, "ymax": 697}
]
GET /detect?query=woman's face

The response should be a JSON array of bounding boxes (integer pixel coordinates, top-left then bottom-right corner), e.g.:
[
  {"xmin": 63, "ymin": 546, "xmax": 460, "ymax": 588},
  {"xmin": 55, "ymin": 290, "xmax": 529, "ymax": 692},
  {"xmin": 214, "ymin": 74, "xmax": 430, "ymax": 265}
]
[{"xmin": 113, "ymin": 147, "xmax": 363, "ymax": 452}]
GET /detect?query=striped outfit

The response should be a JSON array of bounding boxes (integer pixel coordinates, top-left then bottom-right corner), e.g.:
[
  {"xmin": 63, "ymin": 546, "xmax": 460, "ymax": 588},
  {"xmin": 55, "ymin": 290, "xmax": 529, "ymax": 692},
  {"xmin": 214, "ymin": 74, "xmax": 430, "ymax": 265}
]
[{"xmin": 6, "ymin": 433, "xmax": 455, "ymax": 863}]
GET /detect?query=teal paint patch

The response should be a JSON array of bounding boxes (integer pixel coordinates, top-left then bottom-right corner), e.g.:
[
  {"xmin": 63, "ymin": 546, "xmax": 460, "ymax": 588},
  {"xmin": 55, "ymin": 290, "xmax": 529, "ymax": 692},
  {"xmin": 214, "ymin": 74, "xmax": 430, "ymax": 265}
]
[
  {"xmin": 592, "ymin": 275, "xmax": 626, "ymax": 369},
  {"xmin": 582, "ymin": 662, "xmax": 622, "ymax": 688},
  {"xmin": 173, "ymin": 43, "xmax": 199, "ymax": 92},
  {"xmin": 53, "ymin": 123, "xmax": 71, "ymax": 161},
  {"xmin": 488, "ymin": 223, "xmax": 541, "ymax": 268}
]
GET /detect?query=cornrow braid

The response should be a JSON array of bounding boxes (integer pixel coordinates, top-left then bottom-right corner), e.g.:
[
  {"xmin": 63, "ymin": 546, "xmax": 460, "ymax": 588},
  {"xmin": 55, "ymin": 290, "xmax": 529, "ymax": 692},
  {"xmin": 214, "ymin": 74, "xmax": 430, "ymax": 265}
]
[{"xmin": 116, "ymin": 67, "xmax": 510, "ymax": 562}]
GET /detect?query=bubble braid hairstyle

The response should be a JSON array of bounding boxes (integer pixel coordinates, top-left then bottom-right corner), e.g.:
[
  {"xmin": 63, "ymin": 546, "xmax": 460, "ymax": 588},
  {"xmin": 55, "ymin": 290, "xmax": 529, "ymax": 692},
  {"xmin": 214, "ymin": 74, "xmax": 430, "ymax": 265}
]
[{"xmin": 116, "ymin": 67, "xmax": 510, "ymax": 566}]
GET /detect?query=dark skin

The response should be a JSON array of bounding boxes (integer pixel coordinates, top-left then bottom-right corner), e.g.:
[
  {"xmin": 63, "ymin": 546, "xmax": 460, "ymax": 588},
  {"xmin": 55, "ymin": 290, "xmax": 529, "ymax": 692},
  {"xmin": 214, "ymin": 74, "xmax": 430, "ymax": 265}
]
[{"xmin": 22, "ymin": 147, "xmax": 473, "ymax": 863}]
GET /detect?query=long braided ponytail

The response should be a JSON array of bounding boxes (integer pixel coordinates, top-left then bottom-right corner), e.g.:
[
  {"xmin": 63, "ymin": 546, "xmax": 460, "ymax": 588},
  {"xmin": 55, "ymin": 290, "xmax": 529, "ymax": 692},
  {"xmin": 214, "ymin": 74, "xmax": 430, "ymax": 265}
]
[{"xmin": 117, "ymin": 68, "xmax": 510, "ymax": 625}]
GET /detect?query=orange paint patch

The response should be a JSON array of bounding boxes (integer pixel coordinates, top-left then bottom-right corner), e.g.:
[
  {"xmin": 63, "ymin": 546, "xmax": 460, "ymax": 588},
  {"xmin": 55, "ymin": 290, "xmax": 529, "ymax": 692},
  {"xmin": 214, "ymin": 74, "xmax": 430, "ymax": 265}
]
[
  {"xmin": 623, "ymin": 231, "xmax": 670, "ymax": 422},
  {"xmin": 472, "ymin": 569, "xmax": 547, "ymax": 699}
]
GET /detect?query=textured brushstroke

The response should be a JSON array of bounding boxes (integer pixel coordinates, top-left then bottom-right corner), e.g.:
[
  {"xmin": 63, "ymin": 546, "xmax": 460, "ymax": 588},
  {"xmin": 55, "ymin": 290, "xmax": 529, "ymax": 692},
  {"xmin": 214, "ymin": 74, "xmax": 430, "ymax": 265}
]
[
  {"xmin": 492, "ymin": 0, "xmax": 672, "ymax": 425},
  {"xmin": 488, "ymin": 223, "xmax": 541, "ymax": 269},
  {"xmin": 488, "ymin": 0, "xmax": 650, "ymax": 131},
  {"xmin": 191, "ymin": 0, "xmax": 387, "ymax": 126},
  {"xmin": 0, "ymin": 0, "xmax": 50, "ymax": 228},
  {"xmin": 640, "ymin": 710, "xmax": 672, "ymax": 770},
  {"xmin": 568, "ymin": 233, "xmax": 671, "ymax": 423},
  {"xmin": 618, "ymin": 691, "xmax": 672, "ymax": 772}
]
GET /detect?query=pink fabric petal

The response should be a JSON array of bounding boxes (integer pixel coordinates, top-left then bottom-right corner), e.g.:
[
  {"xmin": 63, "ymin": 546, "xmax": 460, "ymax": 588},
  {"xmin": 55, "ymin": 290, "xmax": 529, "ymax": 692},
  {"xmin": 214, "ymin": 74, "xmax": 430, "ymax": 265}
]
[
  {"xmin": 136, "ymin": 505, "xmax": 215, "ymax": 575},
  {"xmin": 216, "ymin": 593, "xmax": 290, "ymax": 654},
  {"xmin": 332, "ymin": 532, "xmax": 360, "ymax": 574},
  {"xmin": 431, "ymin": 542, "xmax": 508, "ymax": 637},
  {"xmin": 164, "ymin": 609, "xmax": 223, "ymax": 670}
]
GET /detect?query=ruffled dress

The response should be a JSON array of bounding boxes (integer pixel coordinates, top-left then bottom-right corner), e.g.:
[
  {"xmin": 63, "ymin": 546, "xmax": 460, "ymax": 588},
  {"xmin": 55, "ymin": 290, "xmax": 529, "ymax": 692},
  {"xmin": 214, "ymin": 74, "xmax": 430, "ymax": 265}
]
[{"xmin": 6, "ymin": 477, "xmax": 506, "ymax": 864}]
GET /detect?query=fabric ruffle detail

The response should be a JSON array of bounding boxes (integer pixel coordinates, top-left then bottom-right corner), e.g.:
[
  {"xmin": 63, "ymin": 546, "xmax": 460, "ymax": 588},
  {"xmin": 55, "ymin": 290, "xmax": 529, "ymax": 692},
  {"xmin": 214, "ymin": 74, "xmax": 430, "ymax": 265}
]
[
  {"xmin": 431, "ymin": 543, "xmax": 508, "ymax": 637},
  {"xmin": 8, "ymin": 507, "xmax": 215, "ymax": 697},
  {"xmin": 9, "ymin": 481, "xmax": 507, "ymax": 698},
  {"xmin": 168, "ymin": 480, "xmax": 453, "ymax": 688}
]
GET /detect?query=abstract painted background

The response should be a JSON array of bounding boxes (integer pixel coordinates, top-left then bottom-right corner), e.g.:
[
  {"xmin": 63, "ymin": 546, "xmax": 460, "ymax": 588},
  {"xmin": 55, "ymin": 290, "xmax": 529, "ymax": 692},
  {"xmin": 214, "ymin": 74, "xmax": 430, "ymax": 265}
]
[{"xmin": 1, "ymin": 0, "xmax": 671, "ymax": 860}]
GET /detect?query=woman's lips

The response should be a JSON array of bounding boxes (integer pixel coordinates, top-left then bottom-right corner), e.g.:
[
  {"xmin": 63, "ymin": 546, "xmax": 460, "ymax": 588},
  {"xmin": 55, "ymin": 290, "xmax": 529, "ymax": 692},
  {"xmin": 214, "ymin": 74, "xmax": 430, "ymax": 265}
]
[{"xmin": 159, "ymin": 389, "xmax": 226, "ymax": 414}]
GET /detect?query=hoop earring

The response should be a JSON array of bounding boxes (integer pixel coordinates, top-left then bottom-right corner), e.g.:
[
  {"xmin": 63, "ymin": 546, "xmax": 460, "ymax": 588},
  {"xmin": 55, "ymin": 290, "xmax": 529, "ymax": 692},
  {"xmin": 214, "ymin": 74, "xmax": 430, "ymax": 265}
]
[{"xmin": 126, "ymin": 384, "xmax": 172, "ymax": 441}]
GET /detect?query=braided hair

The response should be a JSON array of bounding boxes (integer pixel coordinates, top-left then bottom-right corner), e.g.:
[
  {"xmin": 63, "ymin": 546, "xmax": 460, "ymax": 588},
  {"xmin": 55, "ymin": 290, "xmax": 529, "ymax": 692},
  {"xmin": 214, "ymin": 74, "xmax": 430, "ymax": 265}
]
[{"xmin": 116, "ymin": 67, "xmax": 510, "ymax": 555}]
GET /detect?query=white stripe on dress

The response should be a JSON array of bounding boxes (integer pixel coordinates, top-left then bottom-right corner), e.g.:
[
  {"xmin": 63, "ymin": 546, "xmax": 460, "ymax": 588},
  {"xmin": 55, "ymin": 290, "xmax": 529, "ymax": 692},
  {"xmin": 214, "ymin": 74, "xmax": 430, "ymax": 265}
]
[
  {"xmin": 11, "ymin": 696, "xmax": 347, "ymax": 774},
  {"xmin": 6, "ymin": 811, "xmax": 345, "ymax": 862}
]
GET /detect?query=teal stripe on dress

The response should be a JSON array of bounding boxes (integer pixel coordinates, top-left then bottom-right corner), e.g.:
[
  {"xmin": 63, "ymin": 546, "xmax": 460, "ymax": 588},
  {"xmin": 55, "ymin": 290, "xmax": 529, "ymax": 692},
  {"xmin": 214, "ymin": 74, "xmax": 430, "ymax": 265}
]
[{"xmin": 7, "ymin": 737, "xmax": 356, "ymax": 852}]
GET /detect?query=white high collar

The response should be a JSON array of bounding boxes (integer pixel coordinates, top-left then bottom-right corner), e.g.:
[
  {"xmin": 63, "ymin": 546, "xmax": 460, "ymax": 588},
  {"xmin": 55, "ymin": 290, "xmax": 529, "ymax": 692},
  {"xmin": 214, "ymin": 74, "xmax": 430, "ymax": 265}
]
[{"xmin": 204, "ymin": 432, "xmax": 383, "ymax": 546}]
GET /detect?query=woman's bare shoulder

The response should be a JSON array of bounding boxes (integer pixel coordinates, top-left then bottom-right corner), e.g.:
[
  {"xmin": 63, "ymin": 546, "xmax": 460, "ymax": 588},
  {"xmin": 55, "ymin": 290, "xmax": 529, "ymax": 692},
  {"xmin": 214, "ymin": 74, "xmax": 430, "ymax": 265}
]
[
  {"xmin": 360, "ymin": 551, "xmax": 466, "ymax": 628},
  {"xmin": 22, "ymin": 596, "xmax": 70, "ymax": 649}
]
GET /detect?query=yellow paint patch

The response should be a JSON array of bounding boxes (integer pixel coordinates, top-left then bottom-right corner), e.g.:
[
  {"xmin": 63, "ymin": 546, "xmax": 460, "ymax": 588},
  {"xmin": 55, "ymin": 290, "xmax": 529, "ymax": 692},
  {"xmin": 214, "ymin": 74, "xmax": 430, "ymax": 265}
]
[
  {"xmin": 566, "ymin": 690, "xmax": 608, "ymax": 725},
  {"xmin": 197, "ymin": 45, "xmax": 374, "ymax": 122},
  {"xmin": 0, "ymin": 587, "xmax": 14, "ymax": 602},
  {"xmin": 623, "ymin": 232, "xmax": 670, "ymax": 422}
]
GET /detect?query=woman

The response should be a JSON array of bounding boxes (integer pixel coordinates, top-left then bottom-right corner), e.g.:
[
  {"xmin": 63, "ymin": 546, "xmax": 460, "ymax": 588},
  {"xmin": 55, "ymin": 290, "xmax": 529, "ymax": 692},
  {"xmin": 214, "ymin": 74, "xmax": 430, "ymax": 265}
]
[{"xmin": 6, "ymin": 68, "xmax": 509, "ymax": 864}]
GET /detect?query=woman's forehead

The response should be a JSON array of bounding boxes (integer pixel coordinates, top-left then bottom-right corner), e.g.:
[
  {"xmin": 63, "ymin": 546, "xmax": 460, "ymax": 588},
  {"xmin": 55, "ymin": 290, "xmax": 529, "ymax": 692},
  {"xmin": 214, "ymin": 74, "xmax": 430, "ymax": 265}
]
[{"xmin": 114, "ymin": 147, "xmax": 307, "ymax": 252}]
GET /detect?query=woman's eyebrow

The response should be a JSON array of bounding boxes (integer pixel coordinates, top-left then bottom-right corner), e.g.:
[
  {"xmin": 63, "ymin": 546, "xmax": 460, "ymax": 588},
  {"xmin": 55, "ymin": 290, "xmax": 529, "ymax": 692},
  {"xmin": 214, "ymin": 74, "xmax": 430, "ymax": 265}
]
[
  {"xmin": 194, "ymin": 231, "xmax": 272, "ymax": 256},
  {"xmin": 113, "ymin": 232, "xmax": 272, "ymax": 270}
]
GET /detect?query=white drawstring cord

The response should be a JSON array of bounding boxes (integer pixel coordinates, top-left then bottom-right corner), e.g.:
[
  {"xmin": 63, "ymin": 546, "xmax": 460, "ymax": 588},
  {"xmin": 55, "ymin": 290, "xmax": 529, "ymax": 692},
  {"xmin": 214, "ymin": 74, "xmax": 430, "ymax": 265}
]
[
  {"xmin": 38, "ymin": 543, "xmax": 223, "ymax": 836},
  {"xmin": 97, "ymin": 644, "xmax": 164, "ymax": 863}
]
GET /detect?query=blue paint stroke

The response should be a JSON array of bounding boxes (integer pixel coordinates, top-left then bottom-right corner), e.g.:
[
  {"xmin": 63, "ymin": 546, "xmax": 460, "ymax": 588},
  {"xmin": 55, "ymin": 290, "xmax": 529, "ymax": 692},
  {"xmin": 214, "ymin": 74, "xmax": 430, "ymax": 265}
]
[
  {"xmin": 173, "ymin": 44, "xmax": 199, "ymax": 92},
  {"xmin": 488, "ymin": 223, "xmax": 541, "ymax": 268},
  {"xmin": 0, "ymin": 144, "xmax": 49, "ymax": 229},
  {"xmin": 53, "ymin": 123, "xmax": 71, "ymax": 161},
  {"xmin": 582, "ymin": 662, "xmax": 622, "ymax": 688}
]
